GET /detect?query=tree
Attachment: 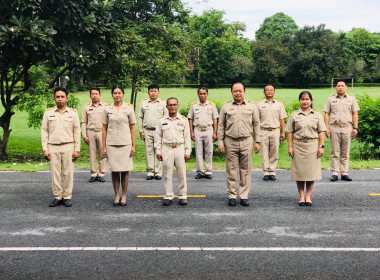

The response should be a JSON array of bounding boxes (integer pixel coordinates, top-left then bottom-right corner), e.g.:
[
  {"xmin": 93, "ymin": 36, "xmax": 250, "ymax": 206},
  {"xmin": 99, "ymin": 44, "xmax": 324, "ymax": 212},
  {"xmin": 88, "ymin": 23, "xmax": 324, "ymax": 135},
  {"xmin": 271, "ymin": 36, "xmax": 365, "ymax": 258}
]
[
  {"xmin": 255, "ymin": 12, "xmax": 298, "ymax": 40},
  {"xmin": 0, "ymin": 0, "xmax": 113, "ymax": 155}
]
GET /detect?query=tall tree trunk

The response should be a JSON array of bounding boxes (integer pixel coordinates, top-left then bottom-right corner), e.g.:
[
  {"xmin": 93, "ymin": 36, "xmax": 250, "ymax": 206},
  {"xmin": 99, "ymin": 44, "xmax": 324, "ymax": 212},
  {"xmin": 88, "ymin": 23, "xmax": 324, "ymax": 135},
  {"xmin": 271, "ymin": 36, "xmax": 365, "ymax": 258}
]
[
  {"xmin": 0, "ymin": 108, "xmax": 15, "ymax": 156},
  {"xmin": 130, "ymin": 73, "xmax": 138, "ymax": 111}
]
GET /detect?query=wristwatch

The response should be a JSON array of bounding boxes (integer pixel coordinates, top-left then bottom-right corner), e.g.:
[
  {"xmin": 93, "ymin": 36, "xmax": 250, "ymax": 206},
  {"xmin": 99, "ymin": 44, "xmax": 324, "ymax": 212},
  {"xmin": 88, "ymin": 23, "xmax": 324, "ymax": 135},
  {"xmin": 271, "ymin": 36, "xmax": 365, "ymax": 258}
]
[
  {"xmin": 320, "ymin": 145, "xmax": 324, "ymax": 148},
  {"xmin": 353, "ymin": 127, "xmax": 358, "ymax": 131}
]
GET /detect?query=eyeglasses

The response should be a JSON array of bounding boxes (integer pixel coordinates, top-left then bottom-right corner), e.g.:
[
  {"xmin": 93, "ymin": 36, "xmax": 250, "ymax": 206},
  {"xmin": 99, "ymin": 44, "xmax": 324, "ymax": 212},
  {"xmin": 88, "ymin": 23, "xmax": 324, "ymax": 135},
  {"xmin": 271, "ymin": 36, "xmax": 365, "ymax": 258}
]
[{"xmin": 167, "ymin": 104, "xmax": 178, "ymax": 107}]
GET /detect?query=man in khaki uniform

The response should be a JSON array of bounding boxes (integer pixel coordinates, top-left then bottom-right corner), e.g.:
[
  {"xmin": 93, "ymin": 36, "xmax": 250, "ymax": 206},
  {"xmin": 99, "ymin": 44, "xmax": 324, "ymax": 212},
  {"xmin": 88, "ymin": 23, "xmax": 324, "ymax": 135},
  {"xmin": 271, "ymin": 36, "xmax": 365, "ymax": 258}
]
[
  {"xmin": 41, "ymin": 87, "xmax": 81, "ymax": 207},
  {"xmin": 81, "ymin": 88, "xmax": 107, "ymax": 182},
  {"xmin": 155, "ymin": 97, "xmax": 191, "ymax": 206},
  {"xmin": 188, "ymin": 87, "xmax": 219, "ymax": 179},
  {"xmin": 218, "ymin": 82, "xmax": 261, "ymax": 207},
  {"xmin": 257, "ymin": 85, "xmax": 287, "ymax": 181},
  {"xmin": 138, "ymin": 84, "xmax": 168, "ymax": 180},
  {"xmin": 323, "ymin": 81, "xmax": 360, "ymax": 181}
]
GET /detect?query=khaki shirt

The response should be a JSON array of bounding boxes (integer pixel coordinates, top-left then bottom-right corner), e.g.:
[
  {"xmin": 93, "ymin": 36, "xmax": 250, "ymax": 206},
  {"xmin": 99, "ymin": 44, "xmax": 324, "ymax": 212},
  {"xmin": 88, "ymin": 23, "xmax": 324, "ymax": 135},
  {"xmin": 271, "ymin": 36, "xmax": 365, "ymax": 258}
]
[
  {"xmin": 285, "ymin": 109, "xmax": 326, "ymax": 140},
  {"xmin": 154, "ymin": 114, "xmax": 191, "ymax": 155},
  {"xmin": 187, "ymin": 100, "xmax": 219, "ymax": 127},
  {"xmin": 323, "ymin": 94, "xmax": 360, "ymax": 125},
  {"xmin": 138, "ymin": 98, "xmax": 167, "ymax": 131},
  {"xmin": 217, "ymin": 100, "xmax": 261, "ymax": 146},
  {"xmin": 41, "ymin": 106, "xmax": 81, "ymax": 152},
  {"xmin": 257, "ymin": 99, "xmax": 287, "ymax": 128},
  {"xmin": 102, "ymin": 102, "xmax": 136, "ymax": 146},
  {"xmin": 81, "ymin": 102, "xmax": 107, "ymax": 137}
]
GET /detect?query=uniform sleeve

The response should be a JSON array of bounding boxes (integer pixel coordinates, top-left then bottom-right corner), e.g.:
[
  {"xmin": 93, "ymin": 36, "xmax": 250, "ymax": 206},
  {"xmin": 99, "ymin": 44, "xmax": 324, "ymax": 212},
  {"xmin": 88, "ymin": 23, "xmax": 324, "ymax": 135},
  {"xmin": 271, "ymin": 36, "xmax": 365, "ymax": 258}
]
[
  {"xmin": 323, "ymin": 97, "xmax": 331, "ymax": 113},
  {"xmin": 163, "ymin": 102, "xmax": 169, "ymax": 116},
  {"xmin": 73, "ymin": 111, "xmax": 81, "ymax": 152},
  {"xmin": 217, "ymin": 105, "xmax": 226, "ymax": 146},
  {"xmin": 184, "ymin": 120, "xmax": 192, "ymax": 155},
  {"xmin": 212, "ymin": 104, "xmax": 219, "ymax": 119},
  {"xmin": 317, "ymin": 113, "xmax": 327, "ymax": 133},
  {"xmin": 102, "ymin": 108, "xmax": 108, "ymax": 125},
  {"xmin": 41, "ymin": 111, "xmax": 49, "ymax": 151},
  {"xmin": 285, "ymin": 114, "xmax": 294, "ymax": 133},
  {"xmin": 81, "ymin": 106, "xmax": 87, "ymax": 138},
  {"xmin": 352, "ymin": 97, "xmax": 360, "ymax": 112},
  {"xmin": 138, "ymin": 101, "xmax": 144, "ymax": 131},
  {"xmin": 279, "ymin": 103, "xmax": 287, "ymax": 120},
  {"xmin": 252, "ymin": 104, "xmax": 261, "ymax": 143},
  {"xmin": 129, "ymin": 106, "xmax": 136, "ymax": 125},
  {"xmin": 154, "ymin": 121, "xmax": 163, "ymax": 154},
  {"xmin": 187, "ymin": 104, "xmax": 194, "ymax": 119}
]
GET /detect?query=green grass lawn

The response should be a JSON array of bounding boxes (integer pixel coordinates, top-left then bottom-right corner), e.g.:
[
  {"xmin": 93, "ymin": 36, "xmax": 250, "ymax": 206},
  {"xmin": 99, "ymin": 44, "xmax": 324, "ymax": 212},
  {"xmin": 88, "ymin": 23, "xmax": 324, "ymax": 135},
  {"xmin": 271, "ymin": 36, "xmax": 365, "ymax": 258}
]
[{"xmin": 1, "ymin": 86, "xmax": 379, "ymax": 171}]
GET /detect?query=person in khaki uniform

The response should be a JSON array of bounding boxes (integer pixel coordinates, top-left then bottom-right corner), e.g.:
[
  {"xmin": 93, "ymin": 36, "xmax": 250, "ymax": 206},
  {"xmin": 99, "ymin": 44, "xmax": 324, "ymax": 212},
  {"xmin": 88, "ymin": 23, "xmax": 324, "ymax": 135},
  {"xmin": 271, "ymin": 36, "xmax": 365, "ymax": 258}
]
[
  {"xmin": 41, "ymin": 87, "xmax": 80, "ymax": 207},
  {"xmin": 81, "ymin": 88, "xmax": 107, "ymax": 182},
  {"xmin": 286, "ymin": 91, "xmax": 326, "ymax": 207},
  {"xmin": 102, "ymin": 85, "xmax": 136, "ymax": 207},
  {"xmin": 323, "ymin": 81, "xmax": 360, "ymax": 182},
  {"xmin": 257, "ymin": 85, "xmax": 287, "ymax": 181},
  {"xmin": 138, "ymin": 84, "xmax": 168, "ymax": 180},
  {"xmin": 188, "ymin": 87, "xmax": 219, "ymax": 179},
  {"xmin": 217, "ymin": 82, "xmax": 261, "ymax": 207},
  {"xmin": 154, "ymin": 97, "xmax": 191, "ymax": 206}
]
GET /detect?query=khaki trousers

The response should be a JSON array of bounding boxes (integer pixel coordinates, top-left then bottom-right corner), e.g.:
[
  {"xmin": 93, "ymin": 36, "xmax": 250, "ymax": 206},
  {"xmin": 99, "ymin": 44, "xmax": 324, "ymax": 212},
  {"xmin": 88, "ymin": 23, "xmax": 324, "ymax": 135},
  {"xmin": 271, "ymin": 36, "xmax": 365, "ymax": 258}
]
[
  {"xmin": 224, "ymin": 136, "xmax": 253, "ymax": 199},
  {"xmin": 48, "ymin": 143, "xmax": 74, "ymax": 199},
  {"xmin": 330, "ymin": 125, "xmax": 352, "ymax": 176},
  {"xmin": 260, "ymin": 129, "xmax": 280, "ymax": 175},
  {"xmin": 162, "ymin": 144, "xmax": 187, "ymax": 200},
  {"xmin": 194, "ymin": 127, "xmax": 214, "ymax": 175},
  {"xmin": 87, "ymin": 129, "xmax": 106, "ymax": 177},
  {"xmin": 144, "ymin": 129, "xmax": 162, "ymax": 176}
]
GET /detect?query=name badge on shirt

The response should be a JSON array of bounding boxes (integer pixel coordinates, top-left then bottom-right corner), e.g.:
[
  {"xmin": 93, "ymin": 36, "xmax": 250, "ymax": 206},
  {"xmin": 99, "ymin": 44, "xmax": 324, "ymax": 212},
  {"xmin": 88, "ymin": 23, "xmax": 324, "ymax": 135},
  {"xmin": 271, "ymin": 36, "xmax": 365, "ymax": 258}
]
[
  {"xmin": 89, "ymin": 108, "xmax": 94, "ymax": 111},
  {"xmin": 163, "ymin": 122, "xmax": 168, "ymax": 125}
]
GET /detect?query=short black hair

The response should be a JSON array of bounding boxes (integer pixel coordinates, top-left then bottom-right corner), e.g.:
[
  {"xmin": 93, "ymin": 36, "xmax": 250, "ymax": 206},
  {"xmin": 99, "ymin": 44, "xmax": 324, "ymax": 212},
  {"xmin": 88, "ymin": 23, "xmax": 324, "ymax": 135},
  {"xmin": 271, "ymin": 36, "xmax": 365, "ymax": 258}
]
[
  {"xmin": 90, "ymin": 87, "xmax": 101, "ymax": 94},
  {"xmin": 111, "ymin": 85, "xmax": 124, "ymax": 94},
  {"xmin": 231, "ymin": 82, "xmax": 245, "ymax": 92},
  {"xmin": 167, "ymin": 97, "xmax": 178, "ymax": 105},
  {"xmin": 53, "ymin": 87, "xmax": 68, "ymax": 97},
  {"xmin": 148, "ymin": 84, "xmax": 160, "ymax": 91},
  {"xmin": 197, "ymin": 87, "xmax": 208, "ymax": 94},
  {"xmin": 264, "ymin": 85, "xmax": 275, "ymax": 92},
  {"xmin": 335, "ymin": 80, "xmax": 346, "ymax": 86}
]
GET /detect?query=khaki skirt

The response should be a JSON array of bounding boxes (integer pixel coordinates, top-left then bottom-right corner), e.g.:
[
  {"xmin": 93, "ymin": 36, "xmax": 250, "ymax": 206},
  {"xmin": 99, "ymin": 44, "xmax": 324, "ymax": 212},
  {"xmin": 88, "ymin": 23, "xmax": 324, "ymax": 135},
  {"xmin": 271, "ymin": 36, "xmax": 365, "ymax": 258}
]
[
  {"xmin": 106, "ymin": 144, "xmax": 133, "ymax": 172},
  {"xmin": 291, "ymin": 141, "xmax": 321, "ymax": 181}
]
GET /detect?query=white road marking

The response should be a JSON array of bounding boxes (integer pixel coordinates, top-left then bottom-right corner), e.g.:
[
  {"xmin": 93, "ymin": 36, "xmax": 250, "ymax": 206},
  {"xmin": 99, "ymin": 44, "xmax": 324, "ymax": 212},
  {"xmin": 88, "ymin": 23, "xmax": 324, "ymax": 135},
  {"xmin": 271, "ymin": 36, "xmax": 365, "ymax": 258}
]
[{"xmin": 0, "ymin": 247, "xmax": 379, "ymax": 252}]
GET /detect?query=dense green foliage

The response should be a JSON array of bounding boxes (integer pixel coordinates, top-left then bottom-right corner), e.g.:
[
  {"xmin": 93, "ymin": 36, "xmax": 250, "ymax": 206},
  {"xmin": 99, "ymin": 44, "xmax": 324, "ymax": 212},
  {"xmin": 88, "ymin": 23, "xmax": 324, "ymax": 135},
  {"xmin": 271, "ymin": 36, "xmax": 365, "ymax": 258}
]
[{"xmin": 255, "ymin": 12, "xmax": 298, "ymax": 39}]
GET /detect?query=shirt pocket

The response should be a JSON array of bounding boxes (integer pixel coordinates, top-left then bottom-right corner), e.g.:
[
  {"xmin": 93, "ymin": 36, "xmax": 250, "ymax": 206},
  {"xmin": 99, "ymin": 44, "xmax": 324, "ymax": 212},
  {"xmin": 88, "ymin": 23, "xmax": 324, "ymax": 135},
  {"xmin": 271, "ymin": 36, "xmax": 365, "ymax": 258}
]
[
  {"xmin": 48, "ymin": 117, "xmax": 57, "ymax": 127},
  {"xmin": 226, "ymin": 110, "xmax": 237, "ymax": 122},
  {"xmin": 64, "ymin": 118, "xmax": 73, "ymax": 128}
]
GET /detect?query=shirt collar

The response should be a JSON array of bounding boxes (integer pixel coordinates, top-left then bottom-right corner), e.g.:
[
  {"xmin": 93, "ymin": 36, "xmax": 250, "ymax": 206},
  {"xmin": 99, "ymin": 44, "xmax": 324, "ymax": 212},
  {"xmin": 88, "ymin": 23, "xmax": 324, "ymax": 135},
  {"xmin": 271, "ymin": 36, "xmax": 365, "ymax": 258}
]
[{"xmin": 233, "ymin": 100, "xmax": 246, "ymax": 105}]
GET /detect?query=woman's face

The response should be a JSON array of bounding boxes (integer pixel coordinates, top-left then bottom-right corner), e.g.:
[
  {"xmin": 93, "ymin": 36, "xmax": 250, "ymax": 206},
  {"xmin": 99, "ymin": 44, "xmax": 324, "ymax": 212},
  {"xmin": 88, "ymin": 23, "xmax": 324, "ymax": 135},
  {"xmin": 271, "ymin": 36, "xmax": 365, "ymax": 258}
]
[
  {"xmin": 299, "ymin": 93, "xmax": 312, "ymax": 110},
  {"xmin": 112, "ymin": 88, "xmax": 124, "ymax": 102}
]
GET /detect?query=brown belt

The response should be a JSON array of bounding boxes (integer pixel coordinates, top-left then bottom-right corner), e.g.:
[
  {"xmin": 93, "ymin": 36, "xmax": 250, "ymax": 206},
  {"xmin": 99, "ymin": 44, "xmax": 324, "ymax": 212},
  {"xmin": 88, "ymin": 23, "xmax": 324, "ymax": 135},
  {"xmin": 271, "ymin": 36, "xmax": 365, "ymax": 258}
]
[
  {"xmin": 294, "ymin": 138, "xmax": 318, "ymax": 143},
  {"xmin": 332, "ymin": 123, "xmax": 351, "ymax": 128},
  {"xmin": 145, "ymin": 127, "xmax": 156, "ymax": 131},
  {"xmin": 195, "ymin": 126, "xmax": 212, "ymax": 132},
  {"xmin": 164, "ymin": 143, "xmax": 184, "ymax": 148},
  {"xmin": 49, "ymin": 142, "xmax": 74, "ymax": 146},
  {"xmin": 226, "ymin": 136, "xmax": 251, "ymax": 142},
  {"xmin": 261, "ymin": 127, "xmax": 279, "ymax": 131},
  {"xmin": 88, "ymin": 128, "xmax": 102, "ymax": 132}
]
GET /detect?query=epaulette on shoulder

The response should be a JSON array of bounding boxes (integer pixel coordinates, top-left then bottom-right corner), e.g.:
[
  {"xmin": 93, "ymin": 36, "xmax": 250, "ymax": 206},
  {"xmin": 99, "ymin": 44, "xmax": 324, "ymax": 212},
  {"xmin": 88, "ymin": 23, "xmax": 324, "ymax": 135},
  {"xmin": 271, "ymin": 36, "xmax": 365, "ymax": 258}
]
[
  {"xmin": 223, "ymin": 101, "xmax": 229, "ymax": 104},
  {"xmin": 209, "ymin": 101, "xmax": 215, "ymax": 105},
  {"xmin": 106, "ymin": 103, "xmax": 111, "ymax": 106},
  {"xmin": 142, "ymin": 98, "xmax": 147, "ymax": 101},
  {"xmin": 71, "ymin": 108, "xmax": 77, "ymax": 112},
  {"xmin": 46, "ymin": 108, "xmax": 52, "ymax": 111},
  {"xmin": 158, "ymin": 115, "xmax": 164, "ymax": 119},
  {"xmin": 277, "ymin": 99, "xmax": 283, "ymax": 103},
  {"xmin": 290, "ymin": 110, "xmax": 297, "ymax": 115},
  {"xmin": 161, "ymin": 98, "xmax": 165, "ymax": 102},
  {"xmin": 315, "ymin": 110, "xmax": 322, "ymax": 115},
  {"xmin": 191, "ymin": 101, "xmax": 196, "ymax": 105},
  {"xmin": 85, "ymin": 102, "xmax": 92, "ymax": 106},
  {"xmin": 182, "ymin": 115, "xmax": 188, "ymax": 120},
  {"xmin": 330, "ymin": 94, "xmax": 335, "ymax": 96},
  {"xmin": 246, "ymin": 100, "xmax": 253, "ymax": 104},
  {"xmin": 128, "ymin": 103, "xmax": 133, "ymax": 106}
]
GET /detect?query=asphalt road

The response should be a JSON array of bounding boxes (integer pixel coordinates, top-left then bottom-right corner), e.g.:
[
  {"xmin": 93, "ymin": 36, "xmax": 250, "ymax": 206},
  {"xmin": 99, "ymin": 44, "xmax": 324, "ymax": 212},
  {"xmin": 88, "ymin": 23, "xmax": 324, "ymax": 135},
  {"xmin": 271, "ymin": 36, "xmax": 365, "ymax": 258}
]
[{"xmin": 0, "ymin": 169, "xmax": 379, "ymax": 279}]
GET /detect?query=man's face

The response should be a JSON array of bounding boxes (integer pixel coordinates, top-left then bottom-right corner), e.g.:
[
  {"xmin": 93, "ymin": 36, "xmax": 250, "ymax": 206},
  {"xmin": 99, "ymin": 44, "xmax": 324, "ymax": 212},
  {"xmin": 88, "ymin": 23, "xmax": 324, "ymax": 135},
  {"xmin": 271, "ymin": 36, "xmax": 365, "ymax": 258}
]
[
  {"xmin": 231, "ymin": 83, "xmax": 245, "ymax": 103},
  {"xmin": 166, "ymin": 99, "xmax": 179, "ymax": 114},
  {"xmin": 90, "ymin": 90, "xmax": 101, "ymax": 103},
  {"xmin": 198, "ymin": 89, "xmax": 208, "ymax": 103},
  {"xmin": 54, "ymin": 90, "xmax": 68, "ymax": 108},
  {"xmin": 264, "ymin": 86, "xmax": 275, "ymax": 99},
  {"xmin": 335, "ymin": 82, "xmax": 347, "ymax": 95},
  {"xmin": 148, "ymin": 88, "xmax": 159, "ymax": 101}
]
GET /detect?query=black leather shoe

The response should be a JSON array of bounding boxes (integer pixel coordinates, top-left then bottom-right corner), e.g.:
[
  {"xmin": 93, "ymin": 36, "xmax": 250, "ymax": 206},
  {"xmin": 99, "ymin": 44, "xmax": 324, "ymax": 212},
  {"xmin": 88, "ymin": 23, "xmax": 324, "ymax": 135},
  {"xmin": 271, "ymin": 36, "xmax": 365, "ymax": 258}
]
[
  {"xmin": 330, "ymin": 175, "xmax": 338, "ymax": 181},
  {"xmin": 269, "ymin": 175, "xmax": 276, "ymax": 181},
  {"xmin": 98, "ymin": 176, "xmax": 106, "ymax": 182},
  {"xmin": 341, "ymin": 175, "xmax": 352, "ymax": 181},
  {"xmin": 298, "ymin": 202, "xmax": 306, "ymax": 206},
  {"xmin": 305, "ymin": 202, "xmax": 313, "ymax": 206},
  {"xmin": 113, "ymin": 201, "xmax": 120, "ymax": 206},
  {"xmin": 162, "ymin": 199, "xmax": 172, "ymax": 206},
  {"xmin": 204, "ymin": 174, "xmax": 212, "ymax": 179},
  {"xmin": 89, "ymin": 176, "xmax": 97, "ymax": 182},
  {"xmin": 154, "ymin": 175, "xmax": 162, "ymax": 180},
  {"xmin": 178, "ymin": 199, "xmax": 188, "ymax": 206},
  {"xmin": 240, "ymin": 199, "xmax": 250, "ymax": 206},
  {"xmin": 147, "ymin": 176, "xmax": 154, "ymax": 180},
  {"xmin": 263, "ymin": 175, "xmax": 270, "ymax": 181},
  {"xmin": 195, "ymin": 173, "xmax": 204, "ymax": 179},
  {"xmin": 49, "ymin": 199, "xmax": 62, "ymax": 207},
  {"xmin": 62, "ymin": 199, "xmax": 72, "ymax": 207},
  {"xmin": 228, "ymin": 199, "xmax": 237, "ymax": 206},
  {"xmin": 119, "ymin": 201, "xmax": 127, "ymax": 207}
]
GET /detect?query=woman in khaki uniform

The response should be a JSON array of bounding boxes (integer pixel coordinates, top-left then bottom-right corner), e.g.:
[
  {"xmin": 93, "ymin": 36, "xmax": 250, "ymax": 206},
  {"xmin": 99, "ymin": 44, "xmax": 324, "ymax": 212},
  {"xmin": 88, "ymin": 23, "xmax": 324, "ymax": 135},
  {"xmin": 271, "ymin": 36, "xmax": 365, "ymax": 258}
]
[
  {"xmin": 102, "ymin": 85, "xmax": 136, "ymax": 206},
  {"xmin": 286, "ymin": 91, "xmax": 326, "ymax": 206}
]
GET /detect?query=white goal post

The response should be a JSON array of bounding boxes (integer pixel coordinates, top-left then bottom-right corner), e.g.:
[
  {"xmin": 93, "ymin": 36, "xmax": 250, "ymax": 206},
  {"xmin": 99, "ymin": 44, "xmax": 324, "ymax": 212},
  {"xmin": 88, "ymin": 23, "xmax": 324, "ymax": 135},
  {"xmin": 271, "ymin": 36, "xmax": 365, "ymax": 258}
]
[{"xmin": 331, "ymin": 77, "xmax": 354, "ymax": 89}]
